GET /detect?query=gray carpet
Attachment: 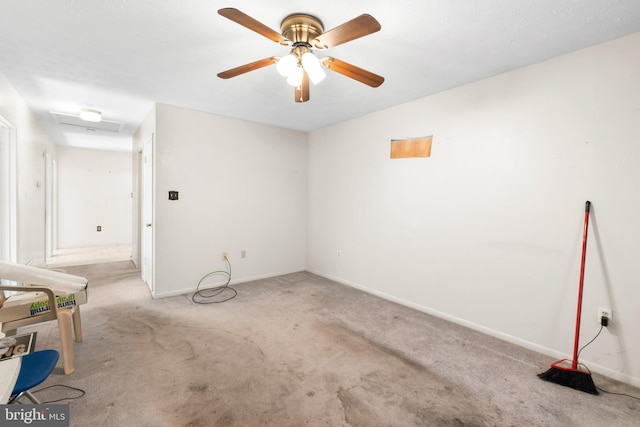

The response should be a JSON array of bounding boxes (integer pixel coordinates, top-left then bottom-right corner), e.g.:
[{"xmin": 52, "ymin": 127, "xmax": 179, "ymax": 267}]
[{"xmin": 19, "ymin": 261, "xmax": 640, "ymax": 426}]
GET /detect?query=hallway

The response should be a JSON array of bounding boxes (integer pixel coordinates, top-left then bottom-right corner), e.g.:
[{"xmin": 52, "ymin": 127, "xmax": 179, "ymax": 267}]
[{"xmin": 45, "ymin": 244, "xmax": 131, "ymax": 268}]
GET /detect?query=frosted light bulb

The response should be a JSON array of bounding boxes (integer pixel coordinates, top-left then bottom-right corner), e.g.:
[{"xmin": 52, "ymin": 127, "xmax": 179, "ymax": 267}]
[
  {"xmin": 301, "ymin": 52, "xmax": 326, "ymax": 84},
  {"xmin": 286, "ymin": 66, "xmax": 303, "ymax": 86},
  {"xmin": 276, "ymin": 54, "xmax": 297, "ymax": 77}
]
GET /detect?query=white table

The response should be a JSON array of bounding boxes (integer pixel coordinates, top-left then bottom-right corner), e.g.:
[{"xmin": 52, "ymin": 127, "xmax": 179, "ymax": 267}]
[{"xmin": 0, "ymin": 357, "xmax": 21, "ymax": 403}]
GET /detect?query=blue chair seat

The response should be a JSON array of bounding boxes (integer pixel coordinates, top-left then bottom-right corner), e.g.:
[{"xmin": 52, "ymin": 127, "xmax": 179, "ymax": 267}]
[{"xmin": 9, "ymin": 349, "xmax": 59, "ymax": 404}]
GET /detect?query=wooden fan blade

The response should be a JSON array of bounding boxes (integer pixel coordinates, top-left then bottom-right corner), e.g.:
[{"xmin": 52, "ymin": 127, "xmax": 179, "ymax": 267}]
[
  {"xmin": 217, "ymin": 57, "xmax": 278, "ymax": 79},
  {"xmin": 321, "ymin": 57, "xmax": 384, "ymax": 88},
  {"xmin": 295, "ymin": 72, "xmax": 310, "ymax": 103},
  {"xmin": 313, "ymin": 14, "xmax": 381, "ymax": 50},
  {"xmin": 218, "ymin": 8, "xmax": 288, "ymax": 45}
]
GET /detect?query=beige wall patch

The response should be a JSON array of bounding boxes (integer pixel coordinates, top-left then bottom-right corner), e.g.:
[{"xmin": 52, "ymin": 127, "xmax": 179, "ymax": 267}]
[{"xmin": 390, "ymin": 136, "xmax": 432, "ymax": 159}]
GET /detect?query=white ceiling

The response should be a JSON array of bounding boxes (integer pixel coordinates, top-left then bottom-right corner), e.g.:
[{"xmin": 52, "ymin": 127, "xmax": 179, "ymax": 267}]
[{"xmin": 1, "ymin": 1, "xmax": 639, "ymax": 151}]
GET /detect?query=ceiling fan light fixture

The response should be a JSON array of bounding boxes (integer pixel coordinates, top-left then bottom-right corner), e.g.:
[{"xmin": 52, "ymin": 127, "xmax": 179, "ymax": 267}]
[
  {"xmin": 79, "ymin": 108, "xmax": 102, "ymax": 122},
  {"xmin": 216, "ymin": 8, "xmax": 384, "ymax": 102},
  {"xmin": 301, "ymin": 52, "xmax": 326, "ymax": 84},
  {"xmin": 276, "ymin": 54, "xmax": 298, "ymax": 77}
]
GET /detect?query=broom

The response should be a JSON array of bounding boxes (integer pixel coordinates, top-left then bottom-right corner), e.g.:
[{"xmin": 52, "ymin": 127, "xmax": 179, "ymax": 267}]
[{"xmin": 538, "ymin": 200, "xmax": 598, "ymax": 395}]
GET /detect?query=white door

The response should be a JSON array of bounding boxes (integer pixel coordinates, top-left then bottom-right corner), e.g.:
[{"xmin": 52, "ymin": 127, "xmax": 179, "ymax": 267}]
[
  {"xmin": 0, "ymin": 117, "xmax": 16, "ymax": 263},
  {"xmin": 142, "ymin": 136, "xmax": 154, "ymax": 292}
]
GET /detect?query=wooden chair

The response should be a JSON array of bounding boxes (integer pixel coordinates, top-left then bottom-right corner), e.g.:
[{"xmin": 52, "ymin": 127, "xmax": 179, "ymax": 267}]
[{"xmin": 0, "ymin": 261, "xmax": 88, "ymax": 375}]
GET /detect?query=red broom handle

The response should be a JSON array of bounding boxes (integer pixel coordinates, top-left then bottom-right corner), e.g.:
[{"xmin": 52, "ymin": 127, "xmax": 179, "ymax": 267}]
[{"xmin": 572, "ymin": 200, "xmax": 591, "ymax": 369}]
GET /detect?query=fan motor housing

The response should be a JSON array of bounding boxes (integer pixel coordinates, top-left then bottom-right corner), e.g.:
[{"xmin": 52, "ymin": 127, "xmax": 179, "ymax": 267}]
[{"xmin": 280, "ymin": 14, "xmax": 324, "ymax": 44}]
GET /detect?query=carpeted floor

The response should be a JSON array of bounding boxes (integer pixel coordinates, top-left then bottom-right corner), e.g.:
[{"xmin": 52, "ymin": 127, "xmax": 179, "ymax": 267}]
[{"xmin": 17, "ymin": 261, "xmax": 640, "ymax": 426}]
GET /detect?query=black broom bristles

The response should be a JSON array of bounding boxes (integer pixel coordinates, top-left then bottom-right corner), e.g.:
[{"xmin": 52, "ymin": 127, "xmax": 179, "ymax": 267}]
[{"xmin": 538, "ymin": 363, "xmax": 598, "ymax": 395}]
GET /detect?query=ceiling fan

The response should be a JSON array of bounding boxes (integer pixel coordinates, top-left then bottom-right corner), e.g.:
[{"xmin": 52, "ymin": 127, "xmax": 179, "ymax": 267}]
[{"xmin": 217, "ymin": 8, "xmax": 384, "ymax": 103}]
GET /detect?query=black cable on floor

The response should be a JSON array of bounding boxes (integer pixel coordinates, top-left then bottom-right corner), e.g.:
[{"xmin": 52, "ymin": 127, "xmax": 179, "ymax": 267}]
[
  {"xmin": 597, "ymin": 387, "xmax": 640, "ymax": 401},
  {"xmin": 191, "ymin": 257, "xmax": 237, "ymax": 304},
  {"xmin": 32, "ymin": 384, "xmax": 86, "ymax": 403}
]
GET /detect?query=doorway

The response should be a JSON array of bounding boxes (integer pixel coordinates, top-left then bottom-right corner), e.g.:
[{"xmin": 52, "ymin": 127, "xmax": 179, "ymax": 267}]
[{"xmin": 0, "ymin": 116, "xmax": 17, "ymax": 263}]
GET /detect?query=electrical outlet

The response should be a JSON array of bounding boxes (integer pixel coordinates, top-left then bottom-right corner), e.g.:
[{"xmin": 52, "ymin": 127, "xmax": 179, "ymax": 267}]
[
  {"xmin": 241, "ymin": 250, "xmax": 246, "ymax": 259},
  {"xmin": 221, "ymin": 252, "xmax": 228, "ymax": 261},
  {"xmin": 598, "ymin": 307, "xmax": 612, "ymax": 324},
  {"xmin": 337, "ymin": 250, "xmax": 342, "ymax": 257}
]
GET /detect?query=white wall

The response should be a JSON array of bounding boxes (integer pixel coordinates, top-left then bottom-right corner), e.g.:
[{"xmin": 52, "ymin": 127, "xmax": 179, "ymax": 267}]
[
  {"xmin": 0, "ymin": 71, "xmax": 56, "ymax": 265},
  {"xmin": 56, "ymin": 146, "xmax": 132, "ymax": 248},
  {"xmin": 307, "ymin": 33, "xmax": 640, "ymax": 386},
  {"xmin": 150, "ymin": 104, "xmax": 307, "ymax": 297}
]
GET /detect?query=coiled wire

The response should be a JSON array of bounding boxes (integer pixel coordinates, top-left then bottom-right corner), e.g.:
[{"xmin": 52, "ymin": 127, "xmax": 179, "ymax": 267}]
[{"xmin": 191, "ymin": 257, "xmax": 237, "ymax": 304}]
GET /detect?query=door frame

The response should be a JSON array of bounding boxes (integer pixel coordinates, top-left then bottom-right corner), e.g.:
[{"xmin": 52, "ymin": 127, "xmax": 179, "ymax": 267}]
[
  {"xmin": 44, "ymin": 149, "xmax": 54, "ymax": 262},
  {"xmin": 141, "ymin": 135, "xmax": 154, "ymax": 293}
]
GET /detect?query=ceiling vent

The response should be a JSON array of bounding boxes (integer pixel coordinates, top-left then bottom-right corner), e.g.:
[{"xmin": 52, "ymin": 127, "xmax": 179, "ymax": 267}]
[{"xmin": 50, "ymin": 111, "xmax": 125, "ymax": 132}]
